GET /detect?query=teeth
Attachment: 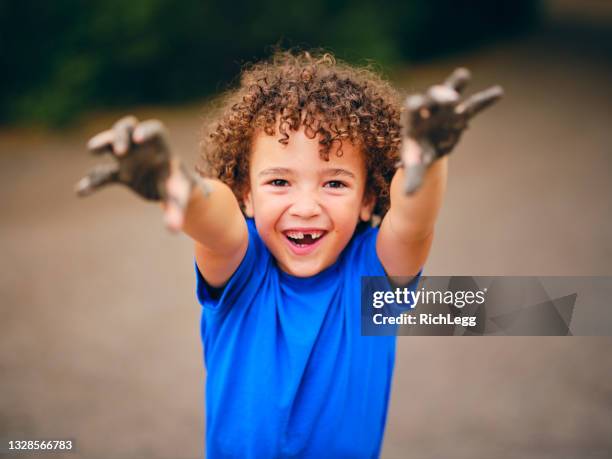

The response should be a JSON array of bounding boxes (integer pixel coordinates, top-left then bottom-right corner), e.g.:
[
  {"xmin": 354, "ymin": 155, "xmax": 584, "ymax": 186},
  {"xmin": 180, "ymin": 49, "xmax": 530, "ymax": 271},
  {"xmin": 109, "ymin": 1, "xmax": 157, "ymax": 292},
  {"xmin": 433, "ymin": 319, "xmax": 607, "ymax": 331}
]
[{"xmin": 285, "ymin": 230, "xmax": 324, "ymax": 239}]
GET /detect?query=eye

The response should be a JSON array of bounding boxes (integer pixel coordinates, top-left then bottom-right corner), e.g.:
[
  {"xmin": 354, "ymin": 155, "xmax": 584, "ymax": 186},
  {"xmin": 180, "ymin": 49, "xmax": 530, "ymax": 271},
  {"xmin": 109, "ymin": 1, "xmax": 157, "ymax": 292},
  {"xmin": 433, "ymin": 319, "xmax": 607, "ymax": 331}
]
[
  {"xmin": 268, "ymin": 179, "xmax": 289, "ymax": 187},
  {"xmin": 324, "ymin": 180, "xmax": 347, "ymax": 189}
]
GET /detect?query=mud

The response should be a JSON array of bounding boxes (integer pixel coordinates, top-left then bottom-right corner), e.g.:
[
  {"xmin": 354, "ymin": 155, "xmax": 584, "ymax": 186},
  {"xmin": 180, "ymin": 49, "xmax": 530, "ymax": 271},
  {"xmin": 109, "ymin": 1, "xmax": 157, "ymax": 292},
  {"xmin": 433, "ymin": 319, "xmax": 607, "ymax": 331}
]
[{"xmin": 1, "ymin": 21, "xmax": 611, "ymax": 459}]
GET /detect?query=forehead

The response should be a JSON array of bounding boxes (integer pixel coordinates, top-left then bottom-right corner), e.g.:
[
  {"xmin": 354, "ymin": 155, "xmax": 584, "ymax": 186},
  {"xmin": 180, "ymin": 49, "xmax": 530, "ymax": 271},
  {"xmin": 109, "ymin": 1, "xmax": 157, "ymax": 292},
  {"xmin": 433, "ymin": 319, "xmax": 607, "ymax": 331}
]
[{"xmin": 250, "ymin": 127, "xmax": 365, "ymax": 172}]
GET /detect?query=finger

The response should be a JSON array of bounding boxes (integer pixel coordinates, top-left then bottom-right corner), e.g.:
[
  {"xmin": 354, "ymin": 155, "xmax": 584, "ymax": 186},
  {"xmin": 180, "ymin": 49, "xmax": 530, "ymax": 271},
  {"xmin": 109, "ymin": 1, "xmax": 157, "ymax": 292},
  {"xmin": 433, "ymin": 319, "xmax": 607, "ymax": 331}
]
[
  {"xmin": 404, "ymin": 163, "xmax": 428, "ymax": 195},
  {"xmin": 112, "ymin": 115, "xmax": 138, "ymax": 155},
  {"xmin": 163, "ymin": 199, "xmax": 185, "ymax": 232},
  {"xmin": 456, "ymin": 85, "xmax": 504, "ymax": 119},
  {"xmin": 400, "ymin": 137, "xmax": 422, "ymax": 167},
  {"xmin": 405, "ymin": 94, "xmax": 427, "ymax": 113},
  {"xmin": 87, "ymin": 130, "xmax": 115, "ymax": 155},
  {"xmin": 444, "ymin": 68, "xmax": 471, "ymax": 93},
  {"xmin": 400, "ymin": 101, "xmax": 415, "ymax": 138},
  {"xmin": 403, "ymin": 140, "xmax": 436, "ymax": 195},
  {"xmin": 74, "ymin": 163, "xmax": 120, "ymax": 197},
  {"xmin": 162, "ymin": 160, "xmax": 192, "ymax": 232},
  {"xmin": 426, "ymin": 84, "xmax": 459, "ymax": 106},
  {"xmin": 133, "ymin": 119, "xmax": 168, "ymax": 146},
  {"xmin": 404, "ymin": 94, "xmax": 435, "ymax": 125}
]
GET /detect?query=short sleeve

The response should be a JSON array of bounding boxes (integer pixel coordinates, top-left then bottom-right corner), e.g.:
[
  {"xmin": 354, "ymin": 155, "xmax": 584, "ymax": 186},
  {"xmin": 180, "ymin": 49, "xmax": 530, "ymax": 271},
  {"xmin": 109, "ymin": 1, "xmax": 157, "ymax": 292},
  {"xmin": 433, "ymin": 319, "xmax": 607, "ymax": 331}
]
[
  {"xmin": 348, "ymin": 224, "xmax": 423, "ymax": 316},
  {"xmin": 343, "ymin": 224, "xmax": 386, "ymax": 276},
  {"xmin": 346, "ymin": 223, "xmax": 423, "ymax": 282},
  {"xmin": 387, "ymin": 270, "xmax": 422, "ymax": 314},
  {"xmin": 195, "ymin": 219, "xmax": 270, "ymax": 313}
]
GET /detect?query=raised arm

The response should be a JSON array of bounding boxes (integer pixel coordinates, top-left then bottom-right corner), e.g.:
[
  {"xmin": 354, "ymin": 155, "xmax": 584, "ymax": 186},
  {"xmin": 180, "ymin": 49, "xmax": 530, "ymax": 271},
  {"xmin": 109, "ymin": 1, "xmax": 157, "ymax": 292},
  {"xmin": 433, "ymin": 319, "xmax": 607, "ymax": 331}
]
[
  {"xmin": 75, "ymin": 116, "xmax": 248, "ymax": 287},
  {"xmin": 182, "ymin": 179, "xmax": 248, "ymax": 287},
  {"xmin": 377, "ymin": 146, "xmax": 446, "ymax": 277},
  {"xmin": 377, "ymin": 69, "xmax": 503, "ymax": 277}
]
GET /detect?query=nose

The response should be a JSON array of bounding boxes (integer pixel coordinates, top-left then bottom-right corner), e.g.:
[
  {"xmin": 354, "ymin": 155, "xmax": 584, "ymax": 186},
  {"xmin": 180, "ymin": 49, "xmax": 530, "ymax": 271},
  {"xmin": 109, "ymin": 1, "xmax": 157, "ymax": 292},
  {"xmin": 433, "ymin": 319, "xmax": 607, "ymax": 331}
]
[{"xmin": 289, "ymin": 191, "xmax": 322, "ymax": 218}]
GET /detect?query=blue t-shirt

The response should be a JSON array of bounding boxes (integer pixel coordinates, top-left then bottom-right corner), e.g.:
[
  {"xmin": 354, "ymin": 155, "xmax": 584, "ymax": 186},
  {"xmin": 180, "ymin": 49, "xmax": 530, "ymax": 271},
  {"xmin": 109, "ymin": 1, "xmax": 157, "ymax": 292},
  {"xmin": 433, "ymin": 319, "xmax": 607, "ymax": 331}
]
[{"xmin": 195, "ymin": 218, "xmax": 419, "ymax": 458}]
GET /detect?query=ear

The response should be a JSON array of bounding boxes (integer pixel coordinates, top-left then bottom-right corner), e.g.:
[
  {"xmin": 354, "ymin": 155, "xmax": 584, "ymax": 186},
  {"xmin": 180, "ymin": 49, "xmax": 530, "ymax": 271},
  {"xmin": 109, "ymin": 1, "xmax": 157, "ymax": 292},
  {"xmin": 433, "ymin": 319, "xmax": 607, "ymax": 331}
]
[
  {"xmin": 243, "ymin": 189, "xmax": 254, "ymax": 218},
  {"xmin": 359, "ymin": 193, "xmax": 376, "ymax": 222}
]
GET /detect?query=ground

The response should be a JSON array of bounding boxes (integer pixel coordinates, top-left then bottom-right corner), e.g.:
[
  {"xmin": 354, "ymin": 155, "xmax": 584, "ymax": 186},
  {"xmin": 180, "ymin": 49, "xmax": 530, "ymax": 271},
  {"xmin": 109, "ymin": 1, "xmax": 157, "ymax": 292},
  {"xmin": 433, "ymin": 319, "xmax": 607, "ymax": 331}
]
[{"xmin": 0, "ymin": 18, "xmax": 611, "ymax": 459}]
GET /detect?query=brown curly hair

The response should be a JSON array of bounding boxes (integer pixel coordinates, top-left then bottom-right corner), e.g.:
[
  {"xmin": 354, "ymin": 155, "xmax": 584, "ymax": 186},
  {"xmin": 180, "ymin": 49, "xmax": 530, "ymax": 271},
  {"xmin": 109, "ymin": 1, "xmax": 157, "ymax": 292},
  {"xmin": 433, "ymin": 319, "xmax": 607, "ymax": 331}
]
[{"xmin": 198, "ymin": 50, "xmax": 402, "ymax": 217}]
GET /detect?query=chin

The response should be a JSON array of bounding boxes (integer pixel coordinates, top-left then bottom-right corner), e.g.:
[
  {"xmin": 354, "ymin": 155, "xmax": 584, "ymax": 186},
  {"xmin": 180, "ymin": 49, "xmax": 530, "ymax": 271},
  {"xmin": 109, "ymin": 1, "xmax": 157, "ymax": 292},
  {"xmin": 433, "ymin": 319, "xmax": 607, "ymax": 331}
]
[
  {"xmin": 279, "ymin": 258, "xmax": 328, "ymax": 278},
  {"xmin": 289, "ymin": 267, "xmax": 321, "ymax": 278}
]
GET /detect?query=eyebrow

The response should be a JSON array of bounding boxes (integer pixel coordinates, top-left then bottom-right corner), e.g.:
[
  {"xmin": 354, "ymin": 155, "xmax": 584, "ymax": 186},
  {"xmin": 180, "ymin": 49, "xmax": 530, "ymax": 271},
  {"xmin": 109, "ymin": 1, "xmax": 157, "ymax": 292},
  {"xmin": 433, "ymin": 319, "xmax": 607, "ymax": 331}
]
[
  {"xmin": 257, "ymin": 167, "xmax": 293, "ymax": 178},
  {"xmin": 324, "ymin": 168, "xmax": 356, "ymax": 179},
  {"xmin": 257, "ymin": 167, "xmax": 356, "ymax": 179}
]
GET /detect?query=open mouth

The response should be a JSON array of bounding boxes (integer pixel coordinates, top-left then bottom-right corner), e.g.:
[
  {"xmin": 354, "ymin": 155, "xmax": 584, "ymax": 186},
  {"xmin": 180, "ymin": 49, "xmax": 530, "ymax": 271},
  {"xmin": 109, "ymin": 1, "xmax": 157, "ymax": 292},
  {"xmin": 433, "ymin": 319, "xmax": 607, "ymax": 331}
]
[{"xmin": 283, "ymin": 230, "xmax": 327, "ymax": 248}]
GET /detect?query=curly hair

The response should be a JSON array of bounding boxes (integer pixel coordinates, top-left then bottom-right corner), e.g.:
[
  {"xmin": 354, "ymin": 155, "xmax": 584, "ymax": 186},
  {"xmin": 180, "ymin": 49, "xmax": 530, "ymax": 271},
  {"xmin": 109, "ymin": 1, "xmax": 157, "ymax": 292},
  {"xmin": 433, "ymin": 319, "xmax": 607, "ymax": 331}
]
[{"xmin": 198, "ymin": 50, "xmax": 402, "ymax": 217}]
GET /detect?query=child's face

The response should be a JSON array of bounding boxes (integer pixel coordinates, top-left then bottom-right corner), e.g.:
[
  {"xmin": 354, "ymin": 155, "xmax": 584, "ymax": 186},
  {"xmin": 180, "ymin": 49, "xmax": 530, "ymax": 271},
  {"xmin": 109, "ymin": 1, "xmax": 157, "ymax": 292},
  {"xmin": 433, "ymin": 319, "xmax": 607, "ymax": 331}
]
[{"xmin": 244, "ymin": 126, "xmax": 374, "ymax": 277}]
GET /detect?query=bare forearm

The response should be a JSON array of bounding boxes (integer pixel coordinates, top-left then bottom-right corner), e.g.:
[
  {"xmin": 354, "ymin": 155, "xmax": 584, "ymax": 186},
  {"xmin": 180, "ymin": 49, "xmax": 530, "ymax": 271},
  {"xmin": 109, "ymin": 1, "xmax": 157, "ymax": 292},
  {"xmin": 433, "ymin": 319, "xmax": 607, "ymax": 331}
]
[
  {"xmin": 388, "ymin": 154, "xmax": 448, "ymax": 241},
  {"xmin": 78, "ymin": 116, "xmax": 247, "ymax": 260},
  {"xmin": 180, "ymin": 179, "xmax": 246, "ymax": 254},
  {"xmin": 376, "ymin": 69, "xmax": 500, "ymax": 275}
]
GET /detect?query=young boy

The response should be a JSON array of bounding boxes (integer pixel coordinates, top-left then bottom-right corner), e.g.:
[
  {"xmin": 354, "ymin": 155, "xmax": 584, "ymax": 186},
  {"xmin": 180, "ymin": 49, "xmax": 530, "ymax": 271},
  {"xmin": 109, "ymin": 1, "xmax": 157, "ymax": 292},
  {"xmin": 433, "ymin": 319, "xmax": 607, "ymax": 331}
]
[{"xmin": 77, "ymin": 51, "xmax": 501, "ymax": 458}]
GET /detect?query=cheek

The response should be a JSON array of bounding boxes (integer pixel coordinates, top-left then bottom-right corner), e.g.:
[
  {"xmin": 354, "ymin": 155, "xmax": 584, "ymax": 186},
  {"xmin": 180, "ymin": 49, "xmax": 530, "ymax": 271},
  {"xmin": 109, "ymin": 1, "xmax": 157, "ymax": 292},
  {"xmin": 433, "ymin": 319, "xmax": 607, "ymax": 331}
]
[
  {"xmin": 324, "ymin": 197, "xmax": 362, "ymax": 229},
  {"xmin": 252, "ymin": 191, "xmax": 288, "ymax": 224}
]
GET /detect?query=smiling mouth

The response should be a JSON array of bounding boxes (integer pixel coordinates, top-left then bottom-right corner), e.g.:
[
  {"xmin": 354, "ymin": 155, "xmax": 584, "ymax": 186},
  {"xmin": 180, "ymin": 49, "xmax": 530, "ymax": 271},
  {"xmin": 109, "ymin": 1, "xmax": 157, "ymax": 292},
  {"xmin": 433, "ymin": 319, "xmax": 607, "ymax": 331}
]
[{"xmin": 283, "ymin": 230, "xmax": 327, "ymax": 248}]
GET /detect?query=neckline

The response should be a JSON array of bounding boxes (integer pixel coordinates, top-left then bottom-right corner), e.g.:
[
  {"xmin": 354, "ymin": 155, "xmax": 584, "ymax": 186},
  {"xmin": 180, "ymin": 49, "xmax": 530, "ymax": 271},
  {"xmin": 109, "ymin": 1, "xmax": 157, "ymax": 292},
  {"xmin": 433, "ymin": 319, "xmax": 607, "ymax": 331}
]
[{"xmin": 277, "ymin": 255, "xmax": 342, "ymax": 289}]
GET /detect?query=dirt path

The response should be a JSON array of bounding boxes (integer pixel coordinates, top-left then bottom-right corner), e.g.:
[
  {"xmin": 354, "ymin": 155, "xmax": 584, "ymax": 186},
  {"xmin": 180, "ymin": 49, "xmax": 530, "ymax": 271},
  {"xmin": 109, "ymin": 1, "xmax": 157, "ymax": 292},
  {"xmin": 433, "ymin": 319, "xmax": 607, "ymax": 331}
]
[{"xmin": 1, "ymin": 23, "xmax": 611, "ymax": 459}]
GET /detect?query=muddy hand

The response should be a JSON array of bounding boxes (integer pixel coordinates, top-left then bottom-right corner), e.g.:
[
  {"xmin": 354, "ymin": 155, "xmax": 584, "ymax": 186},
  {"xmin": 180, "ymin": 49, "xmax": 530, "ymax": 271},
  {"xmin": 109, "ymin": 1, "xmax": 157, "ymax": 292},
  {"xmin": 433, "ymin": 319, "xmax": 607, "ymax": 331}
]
[
  {"xmin": 75, "ymin": 116, "xmax": 201, "ymax": 232},
  {"xmin": 401, "ymin": 68, "xmax": 503, "ymax": 194}
]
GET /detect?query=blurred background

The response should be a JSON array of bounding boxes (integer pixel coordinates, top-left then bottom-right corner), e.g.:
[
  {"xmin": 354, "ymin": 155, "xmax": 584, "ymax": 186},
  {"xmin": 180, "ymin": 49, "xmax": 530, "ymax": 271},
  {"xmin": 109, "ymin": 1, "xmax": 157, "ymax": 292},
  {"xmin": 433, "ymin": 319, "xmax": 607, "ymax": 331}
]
[{"xmin": 0, "ymin": 0, "xmax": 610, "ymax": 458}]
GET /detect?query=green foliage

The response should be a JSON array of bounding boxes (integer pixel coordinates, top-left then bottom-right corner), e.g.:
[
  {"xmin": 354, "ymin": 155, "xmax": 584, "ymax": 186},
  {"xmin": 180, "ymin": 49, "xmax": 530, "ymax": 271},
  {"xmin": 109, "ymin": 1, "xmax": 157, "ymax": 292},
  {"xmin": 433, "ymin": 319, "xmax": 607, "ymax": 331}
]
[{"xmin": 0, "ymin": 0, "xmax": 541, "ymax": 126}]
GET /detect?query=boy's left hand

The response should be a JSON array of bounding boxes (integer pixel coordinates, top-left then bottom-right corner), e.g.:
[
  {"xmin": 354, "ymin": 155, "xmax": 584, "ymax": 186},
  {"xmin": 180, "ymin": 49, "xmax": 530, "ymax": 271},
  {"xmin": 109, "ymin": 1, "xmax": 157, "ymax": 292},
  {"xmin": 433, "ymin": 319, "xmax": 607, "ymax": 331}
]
[{"xmin": 400, "ymin": 68, "xmax": 503, "ymax": 194}]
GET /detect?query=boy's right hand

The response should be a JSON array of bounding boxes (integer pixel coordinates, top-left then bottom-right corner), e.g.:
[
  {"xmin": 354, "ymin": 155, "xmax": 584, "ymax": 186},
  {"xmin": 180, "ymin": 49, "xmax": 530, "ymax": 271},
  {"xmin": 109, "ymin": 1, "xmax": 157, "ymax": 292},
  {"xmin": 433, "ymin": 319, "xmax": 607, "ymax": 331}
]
[
  {"xmin": 400, "ymin": 68, "xmax": 503, "ymax": 194},
  {"xmin": 75, "ymin": 116, "xmax": 203, "ymax": 231}
]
